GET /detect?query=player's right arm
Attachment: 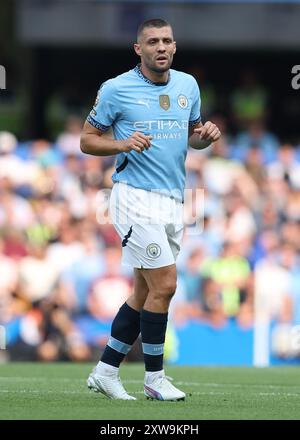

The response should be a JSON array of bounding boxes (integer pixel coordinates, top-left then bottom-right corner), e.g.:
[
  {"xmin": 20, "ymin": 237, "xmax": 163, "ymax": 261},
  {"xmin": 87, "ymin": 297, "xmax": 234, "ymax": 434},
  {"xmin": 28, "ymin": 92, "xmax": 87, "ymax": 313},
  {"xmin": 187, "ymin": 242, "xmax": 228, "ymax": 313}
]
[
  {"xmin": 80, "ymin": 122, "xmax": 151, "ymax": 156},
  {"xmin": 80, "ymin": 80, "xmax": 151, "ymax": 156}
]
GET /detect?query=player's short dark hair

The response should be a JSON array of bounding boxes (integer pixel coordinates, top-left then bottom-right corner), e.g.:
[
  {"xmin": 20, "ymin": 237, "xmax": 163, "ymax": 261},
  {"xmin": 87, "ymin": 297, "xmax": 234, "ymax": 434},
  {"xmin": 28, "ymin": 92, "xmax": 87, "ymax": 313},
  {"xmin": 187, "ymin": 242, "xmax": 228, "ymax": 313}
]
[{"xmin": 137, "ymin": 18, "xmax": 172, "ymax": 40}]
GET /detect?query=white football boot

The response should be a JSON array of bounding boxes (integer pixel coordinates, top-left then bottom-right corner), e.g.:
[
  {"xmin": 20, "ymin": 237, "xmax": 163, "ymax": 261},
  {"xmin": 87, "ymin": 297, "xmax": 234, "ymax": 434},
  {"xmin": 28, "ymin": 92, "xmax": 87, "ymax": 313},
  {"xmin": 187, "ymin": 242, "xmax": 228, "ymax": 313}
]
[
  {"xmin": 87, "ymin": 369, "xmax": 136, "ymax": 400},
  {"xmin": 144, "ymin": 374, "xmax": 186, "ymax": 401}
]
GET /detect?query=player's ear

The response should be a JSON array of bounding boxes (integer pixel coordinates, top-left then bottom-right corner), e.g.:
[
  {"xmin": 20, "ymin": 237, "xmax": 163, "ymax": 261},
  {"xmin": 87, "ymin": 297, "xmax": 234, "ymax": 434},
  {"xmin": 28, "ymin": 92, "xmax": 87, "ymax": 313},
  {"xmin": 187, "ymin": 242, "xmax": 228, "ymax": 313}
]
[
  {"xmin": 173, "ymin": 41, "xmax": 177, "ymax": 55},
  {"xmin": 134, "ymin": 43, "xmax": 141, "ymax": 56}
]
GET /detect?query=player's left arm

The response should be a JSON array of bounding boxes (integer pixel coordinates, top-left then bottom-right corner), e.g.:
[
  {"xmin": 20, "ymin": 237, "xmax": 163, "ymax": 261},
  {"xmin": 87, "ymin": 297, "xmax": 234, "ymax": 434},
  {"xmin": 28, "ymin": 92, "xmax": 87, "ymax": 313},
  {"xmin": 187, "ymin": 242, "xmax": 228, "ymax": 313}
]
[{"xmin": 188, "ymin": 121, "xmax": 221, "ymax": 150}]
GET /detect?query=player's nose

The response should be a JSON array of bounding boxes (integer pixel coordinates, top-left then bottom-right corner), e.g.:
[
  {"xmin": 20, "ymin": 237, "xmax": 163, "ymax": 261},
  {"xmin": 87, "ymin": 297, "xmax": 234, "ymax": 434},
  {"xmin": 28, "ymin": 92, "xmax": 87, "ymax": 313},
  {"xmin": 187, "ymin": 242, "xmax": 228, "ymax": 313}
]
[{"xmin": 157, "ymin": 41, "xmax": 166, "ymax": 51}]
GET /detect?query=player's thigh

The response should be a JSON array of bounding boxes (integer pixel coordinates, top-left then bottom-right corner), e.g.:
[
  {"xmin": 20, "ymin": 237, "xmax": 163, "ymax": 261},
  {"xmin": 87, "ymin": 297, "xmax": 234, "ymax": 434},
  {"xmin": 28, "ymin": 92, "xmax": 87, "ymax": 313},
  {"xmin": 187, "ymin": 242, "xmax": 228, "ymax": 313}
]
[
  {"xmin": 126, "ymin": 269, "xmax": 149, "ymax": 310},
  {"xmin": 133, "ymin": 268, "xmax": 149, "ymax": 298}
]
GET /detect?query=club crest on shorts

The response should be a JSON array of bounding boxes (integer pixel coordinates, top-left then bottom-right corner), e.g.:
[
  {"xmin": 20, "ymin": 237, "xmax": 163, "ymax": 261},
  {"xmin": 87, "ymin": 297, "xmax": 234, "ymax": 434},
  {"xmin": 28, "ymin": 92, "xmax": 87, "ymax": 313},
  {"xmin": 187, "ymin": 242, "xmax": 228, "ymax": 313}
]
[
  {"xmin": 178, "ymin": 95, "xmax": 188, "ymax": 109},
  {"xmin": 146, "ymin": 243, "xmax": 161, "ymax": 258},
  {"xmin": 159, "ymin": 95, "xmax": 170, "ymax": 111}
]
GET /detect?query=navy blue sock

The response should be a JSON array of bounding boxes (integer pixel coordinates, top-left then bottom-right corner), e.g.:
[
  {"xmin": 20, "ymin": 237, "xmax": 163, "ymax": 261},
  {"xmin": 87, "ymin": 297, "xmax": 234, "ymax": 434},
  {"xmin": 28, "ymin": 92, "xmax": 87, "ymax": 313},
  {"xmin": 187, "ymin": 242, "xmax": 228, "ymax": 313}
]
[
  {"xmin": 101, "ymin": 302, "xmax": 140, "ymax": 368},
  {"xmin": 140, "ymin": 309, "xmax": 168, "ymax": 372}
]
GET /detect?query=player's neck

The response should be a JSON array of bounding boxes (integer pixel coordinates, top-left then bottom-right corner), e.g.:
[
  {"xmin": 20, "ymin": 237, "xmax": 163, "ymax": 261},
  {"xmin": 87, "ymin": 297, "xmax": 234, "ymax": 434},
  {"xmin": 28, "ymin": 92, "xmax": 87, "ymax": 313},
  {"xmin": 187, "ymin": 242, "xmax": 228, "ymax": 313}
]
[{"xmin": 140, "ymin": 64, "xmax": 169, "ymax": 84}]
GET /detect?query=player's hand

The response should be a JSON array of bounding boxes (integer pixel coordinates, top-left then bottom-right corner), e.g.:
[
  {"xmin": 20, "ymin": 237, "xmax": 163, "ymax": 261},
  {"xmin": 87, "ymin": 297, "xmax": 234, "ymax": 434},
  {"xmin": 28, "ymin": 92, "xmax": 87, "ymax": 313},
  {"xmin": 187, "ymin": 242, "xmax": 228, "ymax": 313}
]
[
  {"xmin": 193, "ymin": 121, "xmax": 221, "ymax": 143},
  {"xmin": 120, "ymin": 132, "xmax": 152, "ymax": 154}
]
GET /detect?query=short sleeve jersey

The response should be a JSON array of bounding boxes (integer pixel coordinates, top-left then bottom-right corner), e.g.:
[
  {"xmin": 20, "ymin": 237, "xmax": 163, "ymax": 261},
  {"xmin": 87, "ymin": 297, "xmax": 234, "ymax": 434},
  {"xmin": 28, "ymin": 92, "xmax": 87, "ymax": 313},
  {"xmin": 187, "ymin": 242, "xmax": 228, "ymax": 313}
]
[{"xmin": 87, "ymin": 65, "xmax": 201, "ymax": 201}]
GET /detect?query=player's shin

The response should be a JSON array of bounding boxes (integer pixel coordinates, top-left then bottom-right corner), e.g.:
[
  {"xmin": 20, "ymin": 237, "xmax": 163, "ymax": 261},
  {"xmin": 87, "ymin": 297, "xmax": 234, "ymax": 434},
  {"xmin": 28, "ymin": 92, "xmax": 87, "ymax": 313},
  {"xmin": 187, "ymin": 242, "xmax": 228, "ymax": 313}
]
[{"xmin": 96, "ymin": 302, "xmax": 141, "ymax": 374}]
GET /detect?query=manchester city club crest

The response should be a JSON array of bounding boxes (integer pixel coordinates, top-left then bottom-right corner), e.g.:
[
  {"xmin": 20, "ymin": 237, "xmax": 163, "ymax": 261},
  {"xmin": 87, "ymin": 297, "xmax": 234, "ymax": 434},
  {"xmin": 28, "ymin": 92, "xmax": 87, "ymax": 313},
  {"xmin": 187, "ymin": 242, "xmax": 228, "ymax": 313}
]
[
  {"xmin": 178, "ymin": 94, "xmax": 188, "ymax": 108},
  {"xmin": 159, "ymin": 95, "xmax": 170, "ymax": 110},
  {"xmin": 146, "ymin": 243, "xmax": 162, "ymax": 259}
]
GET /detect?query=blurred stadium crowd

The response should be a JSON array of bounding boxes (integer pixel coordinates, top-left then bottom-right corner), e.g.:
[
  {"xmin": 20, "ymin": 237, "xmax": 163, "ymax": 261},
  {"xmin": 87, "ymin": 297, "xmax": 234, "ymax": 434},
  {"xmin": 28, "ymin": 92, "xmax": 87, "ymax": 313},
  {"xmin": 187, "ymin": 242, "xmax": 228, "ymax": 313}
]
[{"xmin": 1, "ymin": 71, "xmax": 300, "ymax": 363}]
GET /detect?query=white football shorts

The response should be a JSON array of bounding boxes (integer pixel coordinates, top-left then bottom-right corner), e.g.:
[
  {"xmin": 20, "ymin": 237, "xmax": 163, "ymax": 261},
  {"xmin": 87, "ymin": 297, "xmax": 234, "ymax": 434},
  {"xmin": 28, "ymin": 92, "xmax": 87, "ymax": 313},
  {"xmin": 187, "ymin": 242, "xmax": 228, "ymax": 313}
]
[{"xmin": 109, "ymin": 182, "xmax": 184, "ymax": 269}]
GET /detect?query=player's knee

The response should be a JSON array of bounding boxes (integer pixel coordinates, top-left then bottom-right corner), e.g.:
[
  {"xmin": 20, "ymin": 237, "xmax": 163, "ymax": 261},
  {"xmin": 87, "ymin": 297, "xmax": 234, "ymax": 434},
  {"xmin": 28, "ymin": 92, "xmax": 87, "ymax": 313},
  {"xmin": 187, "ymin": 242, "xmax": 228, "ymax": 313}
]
[
  {"xmin": 155, "ymin": 279, "xmax": 177, "ymax": 300},
  {"xmin": 164, "ymin": 277, "xmax": 177, "ymax": 296}
]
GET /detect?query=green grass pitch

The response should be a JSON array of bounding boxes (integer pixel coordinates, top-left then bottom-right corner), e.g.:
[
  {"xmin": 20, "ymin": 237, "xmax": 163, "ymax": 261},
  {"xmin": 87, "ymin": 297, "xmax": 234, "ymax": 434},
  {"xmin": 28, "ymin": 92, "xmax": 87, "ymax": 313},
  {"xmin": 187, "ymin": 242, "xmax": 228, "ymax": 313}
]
[{"xmin": 0, "ymin": 363, "xmax": 300, "ymax": 420}]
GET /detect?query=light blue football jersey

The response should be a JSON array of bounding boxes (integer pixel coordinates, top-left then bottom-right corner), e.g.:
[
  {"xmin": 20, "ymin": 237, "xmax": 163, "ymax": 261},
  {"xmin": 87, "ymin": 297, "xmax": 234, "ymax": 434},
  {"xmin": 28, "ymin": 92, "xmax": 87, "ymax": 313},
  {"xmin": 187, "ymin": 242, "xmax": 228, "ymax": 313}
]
[{"xmin": 87, "ymin": 64, "xmax": 201, "ymax": 201}]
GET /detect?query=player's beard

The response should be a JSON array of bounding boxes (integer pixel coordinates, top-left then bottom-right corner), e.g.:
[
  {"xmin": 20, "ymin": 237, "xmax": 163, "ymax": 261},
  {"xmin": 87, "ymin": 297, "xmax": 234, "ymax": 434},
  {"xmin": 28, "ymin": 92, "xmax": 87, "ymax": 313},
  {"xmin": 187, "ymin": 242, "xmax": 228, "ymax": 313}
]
[{"xmin": 146, "ymin": 55, "xmax": 173, "ymax": 74}]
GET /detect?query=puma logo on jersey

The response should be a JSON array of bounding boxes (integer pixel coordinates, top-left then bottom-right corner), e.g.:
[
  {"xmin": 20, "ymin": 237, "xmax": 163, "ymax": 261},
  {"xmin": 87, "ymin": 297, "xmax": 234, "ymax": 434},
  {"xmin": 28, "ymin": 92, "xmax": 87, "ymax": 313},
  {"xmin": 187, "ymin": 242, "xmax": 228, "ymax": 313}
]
[{"xmin": 136, "ymin": 99, "xmax": 150, "ymax": 109}]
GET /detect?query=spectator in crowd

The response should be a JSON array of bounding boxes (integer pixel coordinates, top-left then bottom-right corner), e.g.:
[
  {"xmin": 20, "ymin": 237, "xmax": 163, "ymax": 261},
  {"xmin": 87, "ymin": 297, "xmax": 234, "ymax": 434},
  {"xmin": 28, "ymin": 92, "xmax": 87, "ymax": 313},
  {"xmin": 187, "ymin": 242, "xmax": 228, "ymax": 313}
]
[
  {"xmin": 87, "ymin": 247, "xmax": 132, "ymax": 323},
  {"xmin": 230, "ymin": 71, "xmax": 268, "ymax": 129},
  {"xmin": 47, "ymin": 219, "xmax": 85, "ymax": 271},
  {"xmin": 56, "ymin": 115, "xmax": 84, "ymax": 157},
  {"xmin": 201, "ymin": 241, "xmax": 252, "ymax": 321},
  {"xmin": 18, "ymin": 242, "xmax": 59, "ymax": 304},
  {"xmin": 187, "ymin": 66, "xmax": 218, "ymax": 119},
  {"xmin": 233, "ymin": 119, "xmax": 279, "ymax": 164}
]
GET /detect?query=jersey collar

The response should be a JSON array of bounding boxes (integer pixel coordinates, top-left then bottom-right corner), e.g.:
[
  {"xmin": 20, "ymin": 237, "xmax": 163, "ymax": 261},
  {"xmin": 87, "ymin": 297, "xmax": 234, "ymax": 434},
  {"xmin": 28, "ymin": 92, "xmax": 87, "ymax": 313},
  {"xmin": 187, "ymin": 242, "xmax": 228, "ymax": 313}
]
[{"xmin": 134, "ymin": 64, "xmax": 170, "ymax": 86}]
